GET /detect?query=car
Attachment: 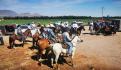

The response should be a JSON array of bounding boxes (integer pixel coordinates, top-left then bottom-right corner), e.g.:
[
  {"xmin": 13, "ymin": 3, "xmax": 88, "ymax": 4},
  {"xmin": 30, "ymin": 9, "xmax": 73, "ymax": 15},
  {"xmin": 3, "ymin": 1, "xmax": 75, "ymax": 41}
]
[
  {"xmin": 19, "ymin": 25, "xmax": 29, "ymax": 32},
  {"xmin": 0, "ymin": 25, "xmax": 6, "ymax": 35},
  {"xmin": 15, "ymin": 25, "xmax": 29, "ymax": 35},
  {"xmin": 0, "ymin": 24, "xmax": 17, "ymax": 35}
]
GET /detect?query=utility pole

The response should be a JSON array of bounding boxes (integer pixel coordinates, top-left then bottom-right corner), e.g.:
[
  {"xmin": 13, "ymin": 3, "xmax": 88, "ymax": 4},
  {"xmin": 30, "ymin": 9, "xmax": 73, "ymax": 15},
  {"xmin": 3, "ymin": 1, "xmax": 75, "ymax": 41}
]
[{"xmin": 102, "ymin": 7, "xmax": 104, "ymax": 21}]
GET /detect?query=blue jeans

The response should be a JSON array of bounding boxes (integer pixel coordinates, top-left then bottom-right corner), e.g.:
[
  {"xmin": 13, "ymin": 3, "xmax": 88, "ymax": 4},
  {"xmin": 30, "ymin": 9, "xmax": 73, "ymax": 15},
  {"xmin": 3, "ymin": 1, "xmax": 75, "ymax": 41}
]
[
  {"xmin": 65, "ymin": 42, "xmax": 73, "ymax": 54},
  {"xmin": 42, "ymin": 32, "xmax": 48, "ymax": 39}
]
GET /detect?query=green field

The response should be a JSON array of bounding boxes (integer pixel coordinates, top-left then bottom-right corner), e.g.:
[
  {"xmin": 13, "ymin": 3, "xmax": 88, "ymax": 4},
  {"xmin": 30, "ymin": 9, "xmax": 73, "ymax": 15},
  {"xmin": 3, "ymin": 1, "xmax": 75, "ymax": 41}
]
[{"xmin": 0, "ymin": 19, "xmax": 91, "ymax": 25}]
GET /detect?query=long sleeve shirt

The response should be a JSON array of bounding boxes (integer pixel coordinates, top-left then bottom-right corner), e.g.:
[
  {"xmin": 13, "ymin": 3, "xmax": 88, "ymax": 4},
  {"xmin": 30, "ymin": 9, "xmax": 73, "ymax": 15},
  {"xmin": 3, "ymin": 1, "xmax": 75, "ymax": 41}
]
[
  {"xmin": 48, "ymin": 28, "xmax": 56, "ymax": 38},
  {"xmin": 62, "ymin": 32, "xmax": 71, "ymax": 42}
]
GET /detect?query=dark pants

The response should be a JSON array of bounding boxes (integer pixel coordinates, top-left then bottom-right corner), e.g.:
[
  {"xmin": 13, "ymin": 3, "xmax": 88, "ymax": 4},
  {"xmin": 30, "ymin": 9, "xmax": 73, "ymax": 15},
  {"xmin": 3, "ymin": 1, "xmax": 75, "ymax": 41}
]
[{"xmin": 0, "ymin": 37, "xmax": 4, "ymax": 45}]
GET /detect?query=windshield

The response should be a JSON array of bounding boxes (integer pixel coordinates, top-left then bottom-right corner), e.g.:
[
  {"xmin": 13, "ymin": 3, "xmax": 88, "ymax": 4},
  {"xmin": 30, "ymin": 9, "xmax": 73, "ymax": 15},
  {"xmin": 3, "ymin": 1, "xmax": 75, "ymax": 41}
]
[{"xmin": 20, "ymin": 26, "xmax": 28, "ymax": 29}]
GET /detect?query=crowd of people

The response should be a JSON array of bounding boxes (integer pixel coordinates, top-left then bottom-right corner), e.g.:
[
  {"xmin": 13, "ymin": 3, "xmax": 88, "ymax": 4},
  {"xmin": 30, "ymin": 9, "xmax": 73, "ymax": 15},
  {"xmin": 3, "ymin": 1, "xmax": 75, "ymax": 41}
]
[
  {"xmin": 0, "ymin": 20, "xmax": 119, "ymax": 56},
  {"xmin": 89, "ymin": 20, "xmax": 118, "ymax": 35},
  {"xmin": 39, "ymin": 21, "xmax": 83, "ymax": 56}
]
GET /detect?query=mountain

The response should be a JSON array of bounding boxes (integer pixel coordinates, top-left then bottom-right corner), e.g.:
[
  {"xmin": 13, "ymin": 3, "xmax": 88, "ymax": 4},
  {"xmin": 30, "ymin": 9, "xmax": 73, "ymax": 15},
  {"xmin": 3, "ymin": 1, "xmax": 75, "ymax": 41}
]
[
  {"xmin": 0, "ymin": 10, "xmax": 42, "ymax": 17},
  {"xmin": 0, "ymin": 10, "xmax": 18, "ymax": 17},
  {"xmin": 18, "ymin": 13, "xmax": 41, "ymax": 17}
]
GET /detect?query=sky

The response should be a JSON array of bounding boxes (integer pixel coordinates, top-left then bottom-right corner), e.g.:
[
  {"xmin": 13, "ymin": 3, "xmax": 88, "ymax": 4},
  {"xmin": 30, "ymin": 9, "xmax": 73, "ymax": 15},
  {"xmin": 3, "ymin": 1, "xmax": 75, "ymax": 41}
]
[{"xmin": 0, "ymin": 0, "xmax": 121, "ymax": 16}]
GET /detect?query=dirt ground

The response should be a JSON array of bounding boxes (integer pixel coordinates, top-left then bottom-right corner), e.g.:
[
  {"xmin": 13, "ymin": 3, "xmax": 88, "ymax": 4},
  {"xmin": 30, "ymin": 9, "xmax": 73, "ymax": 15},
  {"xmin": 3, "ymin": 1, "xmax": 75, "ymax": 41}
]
[{"xmin": 0, "ymin": 26, "xmax": 121, "ymax": 70}]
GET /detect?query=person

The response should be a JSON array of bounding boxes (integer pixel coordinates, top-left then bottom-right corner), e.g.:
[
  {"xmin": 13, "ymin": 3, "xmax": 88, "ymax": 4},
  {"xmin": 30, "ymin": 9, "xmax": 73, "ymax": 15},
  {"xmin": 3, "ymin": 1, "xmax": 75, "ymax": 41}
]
[
  {"xmin": 0, "ymin": 30, "xmax": 4, "ymax": 45},
  {"xmin": 47, "ymin": 27, "xmax": 57, "ymax": 43},
  {"xmin": 41, "ymin": 27, "xmax": 48, "ymax": 39},
  {"xmin": 72, "ymin": 23, "xmax": 79, "ymax": 29},
  {"xmin": 71, "ymin": 23, "xmax": 79, "ymax": 35},
  {"xmin": 89, "ymin": 22, "xmax": 94, "ymax": 34},
  {"xmin": 62, "ymin": 29, "xmax": 73, "ymax": 56}
]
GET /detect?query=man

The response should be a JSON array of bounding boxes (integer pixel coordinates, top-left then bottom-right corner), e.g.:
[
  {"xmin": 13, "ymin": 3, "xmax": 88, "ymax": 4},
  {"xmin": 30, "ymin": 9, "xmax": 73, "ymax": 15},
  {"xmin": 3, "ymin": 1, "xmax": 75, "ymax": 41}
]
[
  {"xmin": 89, "ymin": 21, "xmax": 94, "ymax": 34},
  {"xmin": 72, "ymin": 23, "xmax": 79, "ymax": 35},
  {"xmin": 62, "ymin": 29, "xmax": 73, "ymax": 56},
  {"xmin": 47, "ymin": 27, "xmax": 56, "ymax": 43},
  {"xmin": 41, "ymin": 27, "xmax": 48, "ymax": 39},
  {"xmin": 0, "ymin": 30, "xmax": 4, "ymax": 45}
]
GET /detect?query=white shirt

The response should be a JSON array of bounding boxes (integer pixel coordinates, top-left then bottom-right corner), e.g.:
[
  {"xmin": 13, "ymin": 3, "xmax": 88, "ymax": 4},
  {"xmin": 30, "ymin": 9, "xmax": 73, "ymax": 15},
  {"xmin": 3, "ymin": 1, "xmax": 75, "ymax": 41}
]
[
  {"xmin": 50, "ymin": 24, "xmax": 55, "ymax": 27},
  {"xmin": 61, "ymin": 23, "xmax": 65, "ymax": 27},
  {"xmin": 90, "ymin": 22, "xmax": 93, "ymax": 26},
  {"xmin": 72, "ymin": 24, "xmax": 79, "ymax": 28}
]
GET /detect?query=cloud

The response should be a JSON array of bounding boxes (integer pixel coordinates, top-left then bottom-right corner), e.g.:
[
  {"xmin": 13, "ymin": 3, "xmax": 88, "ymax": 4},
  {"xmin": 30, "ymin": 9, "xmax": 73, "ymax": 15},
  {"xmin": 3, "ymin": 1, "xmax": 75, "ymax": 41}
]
[
  {"xmin": 0, "ymin": 0, "xmax": 120, "ymax": 16},
  {"xmin": 37, "ymin": 0, "xmax": 102, "ymax": 8},
  {"xmin": 116, "ymin": 0, "xmax": 121, "ymax": 5},
  {"xmin": 0, "ymin": 0, "xmax": 95, "ymax": 13},
  {"xmin": 0, "ymin": 0, "xmax": 19, "ymax": 6},
  {"xmin": 0, "ymin": 0, "xmax": 102, "ymax": 9},
  {"xmin": 111, "ymin": 0, "xmax": 121, "ymax": 6}
]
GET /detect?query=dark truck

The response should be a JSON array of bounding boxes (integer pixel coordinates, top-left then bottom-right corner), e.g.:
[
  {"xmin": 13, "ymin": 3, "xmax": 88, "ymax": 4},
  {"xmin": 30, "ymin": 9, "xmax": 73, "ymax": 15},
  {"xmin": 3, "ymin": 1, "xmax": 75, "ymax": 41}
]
[
  {"xmin": 5, "ymin": 24, "xmax": 16, "ymax": 35},
  {"xmin": 0, "ymin": 24, "xmax": 16, "ymax": 35},
  {"xmin": 112, "ymin": 19, "xmax": 121, "ymax": 31}
]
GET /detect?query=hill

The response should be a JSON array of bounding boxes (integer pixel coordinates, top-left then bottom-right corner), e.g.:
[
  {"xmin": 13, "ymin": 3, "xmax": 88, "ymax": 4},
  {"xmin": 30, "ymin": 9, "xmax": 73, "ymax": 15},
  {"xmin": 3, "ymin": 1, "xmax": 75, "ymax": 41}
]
[{"xmin": 0, "ymin": 10, "xmax": 18, "ymax": 17}]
